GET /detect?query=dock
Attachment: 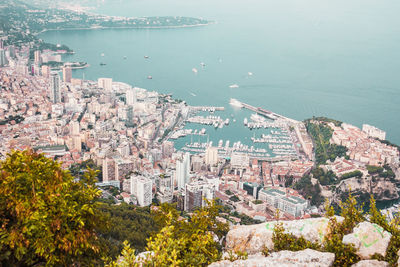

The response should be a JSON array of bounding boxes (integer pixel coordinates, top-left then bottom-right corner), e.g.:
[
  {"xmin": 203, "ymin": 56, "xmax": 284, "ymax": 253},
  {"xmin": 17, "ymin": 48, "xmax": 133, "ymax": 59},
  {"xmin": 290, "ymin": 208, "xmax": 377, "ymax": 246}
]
[{"xmin": 230, "ymin": 98, "xmax": 299, "ymax": 123}]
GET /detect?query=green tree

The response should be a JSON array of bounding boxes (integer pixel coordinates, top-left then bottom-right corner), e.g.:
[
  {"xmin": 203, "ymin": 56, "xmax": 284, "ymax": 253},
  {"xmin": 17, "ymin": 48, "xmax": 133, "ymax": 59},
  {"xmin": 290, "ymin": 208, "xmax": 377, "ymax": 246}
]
[{"xmin": 0, "ymin": 150, "xmax": 107, "ymax": 266}]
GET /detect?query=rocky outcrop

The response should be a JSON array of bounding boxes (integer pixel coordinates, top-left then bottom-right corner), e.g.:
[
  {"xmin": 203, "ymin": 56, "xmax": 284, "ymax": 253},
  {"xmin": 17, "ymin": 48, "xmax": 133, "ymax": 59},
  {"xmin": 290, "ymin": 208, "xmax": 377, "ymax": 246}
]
[
  {"xmin": 225, "ymin": 217, "xmax": 342, "ymax": 254},
  {"xmin": 335, "ymin": 177, "xmax": 399, "ymax": 202},
  {"xmin": 342, "ymin": 222, "xmax": 392, "ymax": 259},
  {"xmin": 209, "ymin": 249, "xmax": 335, "ymax": 267},
  {"xmin": 351, "ymin": 260, "xmax": 389, "ymax": 267}
]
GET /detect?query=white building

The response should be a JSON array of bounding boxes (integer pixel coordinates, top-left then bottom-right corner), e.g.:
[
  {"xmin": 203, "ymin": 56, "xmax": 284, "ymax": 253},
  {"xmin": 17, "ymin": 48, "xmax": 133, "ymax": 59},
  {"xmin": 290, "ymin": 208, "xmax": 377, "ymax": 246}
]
[
  {"xmin": 98, "ymin": 78, "xmax": 113, "ymax": 91},
  {"xmin": 62, "ymin": 66, "xmax": 72, "ymax": 83},
  {"xmin": 131, "ymin": 175, "xmax": 152, "ymax": 207},
  {"xmin": 126, "ymin": 88, "xmax": 137, "ymax": 106},
  {"xmin": 231, "ymin": 152, "xmax": 249, "ymax": 168},
  {"xmin": 259, "ymin": 187, "xmax": 308, "ymax": 217},
  {"xmin": 362, "ymin": 124, "xmax": 386, "ymax": 140},
  {"xmin": 205, "ymin": 146, "xmax": 219, "ymax": 166},
  {"xmin": 175, "ymin": 152, "xmax": 191, "ymax": 190}
]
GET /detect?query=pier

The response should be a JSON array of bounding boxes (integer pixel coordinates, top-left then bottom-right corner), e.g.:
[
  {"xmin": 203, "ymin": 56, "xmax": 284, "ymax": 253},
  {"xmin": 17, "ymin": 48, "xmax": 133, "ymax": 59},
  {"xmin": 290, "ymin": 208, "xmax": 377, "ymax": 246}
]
[{"xmin": 230, "ymin": 98, "xmax": 299, "ymax": 123}]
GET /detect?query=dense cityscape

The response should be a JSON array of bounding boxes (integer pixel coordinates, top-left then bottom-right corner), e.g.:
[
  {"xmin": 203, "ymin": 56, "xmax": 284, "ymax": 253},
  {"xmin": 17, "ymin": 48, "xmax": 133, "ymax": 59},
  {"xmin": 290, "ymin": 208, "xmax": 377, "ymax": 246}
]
[{"xmin": 1, "ymin": 0, "xmax": 400, "ymax": 266}]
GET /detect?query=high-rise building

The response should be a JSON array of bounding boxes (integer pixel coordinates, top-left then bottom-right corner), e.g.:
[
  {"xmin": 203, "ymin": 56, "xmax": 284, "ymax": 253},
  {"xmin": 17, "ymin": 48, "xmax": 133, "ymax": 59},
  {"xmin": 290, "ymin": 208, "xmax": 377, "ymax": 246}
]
[
  {"xmin": 70, "ymin": 121, "xmax": 80, "ymax": 135},
  {"xmin": 98, "ymin": 78, "xmax": 113, "ymax": 91},
  {"xmin": 162, "ymin": 141, "xmax": 174, "ymax": 158},
  {"xmin": 62, "ymin": 66, "xmax": 72, "ymax": 83},
  {"xmin": 0, "ymin": 49, "xmax": 7, "ymax": 67},
  {"xmin": 34, "ymin": 50, "xmax": 41, "ymax": 65},
  {"xmin": 205, "ymin": 146, "xmax": 219, "ymax": 166},
  {"xmin": 50, "ymin": 71, "xmax": 61, "ymax": 103},
  {"xmin": 41, "ymin": 65, "xmax": 50, "ymax": 78},
  {"xmin": 131, "ymin": 175, "xmax": 152, "ymax": 207},
  {"xmin": 184, "ymin": 181, "xmax": 216, "ymax": 212},
  {"xmin": 176, "ymin": 152, "xmax": 190, "ymax": 190},
  {"xmin": 126, "ymin": 88, "xmax": 137, "ymax": 105},
  {"xmin": 8, "ymin": 46, "xmax": 16, "ymax": 59},
  {"xmin": 126, "ymin": 106, "xmax": 134, "ymax": 127}
]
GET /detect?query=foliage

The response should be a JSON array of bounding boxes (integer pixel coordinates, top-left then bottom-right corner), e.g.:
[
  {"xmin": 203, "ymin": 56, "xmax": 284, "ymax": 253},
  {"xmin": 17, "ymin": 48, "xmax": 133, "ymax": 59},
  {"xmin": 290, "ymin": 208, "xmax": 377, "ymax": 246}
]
[
  {"xmin": 369, "ymin": 196, "xmax": 400, "ymax": 266},
  {"xmin": 145, "ymin": 200, "xmax": 228, "ymax": 266},
  {"xmin": 225, "ymin": 190, "xmax": 233, "ymax": 196},
  {"xmin": 252, "ymin": 200, "xmax": 263, "ymax": 205},
  {"xmin": 311, "ymin": 116, "xmax": 343, "ymax": 127},
  {"xmin": 305, "ymin": 120, "xmax": 347, "ymax": 165},
  {"xmin": 272, "ymin": 222, "xmax": 321, "ymax": 251},
  {"xmin": 312, "ymin": 167, "xmax": 338, "ymax": 185},
  {"xmin": 0, "ymin": 150, "xmax": 106, "ymax": 266},
  {"xmin": 340, "ymin": 170, "xmax": 363, "ymax": 180},
  {"xmin": 106, "ymin": 241, "xmax": 139, "ymax": 267},
  {"xmin": 272, "ymin": 193, "xmax": 363, "ymax": 267},
  {"xmin": 294, "ymin": 175, "xmax": 324, "ymax": 206},
  {"xmin": 230, "ymin": 211, "xmax": 262, "ymax": 225},
  {"xmin": 98, "ymin": 203, "xmax": 161, "ymax": 259},
  {"xmin": 69, "ymin": 159, "xmax": 102, "ymax": 181},
  {"xmin": 229, "ymin": 195, "xmax": 240, "ymax": 202},
  {"xmin": 223, "ymin": 250, "xmax": 248, "ymax": 262},
  {"xmin": 367, "ymin": 165, "xmax": 395, "ymax": 180}
]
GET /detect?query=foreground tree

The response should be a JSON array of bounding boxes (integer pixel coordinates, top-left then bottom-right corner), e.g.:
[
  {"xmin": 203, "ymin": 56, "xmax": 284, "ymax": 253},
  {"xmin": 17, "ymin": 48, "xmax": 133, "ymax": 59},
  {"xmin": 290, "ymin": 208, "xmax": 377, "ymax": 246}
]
[{"xmin": 0, "ymin": 150, "xmax": 107, "ymax": 266}]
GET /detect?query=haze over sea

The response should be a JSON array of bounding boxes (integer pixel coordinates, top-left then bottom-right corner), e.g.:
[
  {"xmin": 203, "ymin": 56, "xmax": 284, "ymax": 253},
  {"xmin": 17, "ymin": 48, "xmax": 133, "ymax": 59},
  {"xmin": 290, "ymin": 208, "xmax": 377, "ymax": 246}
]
[{"xmin": 39, "ymin": 0, "xmax": 400, "ymax": 144}]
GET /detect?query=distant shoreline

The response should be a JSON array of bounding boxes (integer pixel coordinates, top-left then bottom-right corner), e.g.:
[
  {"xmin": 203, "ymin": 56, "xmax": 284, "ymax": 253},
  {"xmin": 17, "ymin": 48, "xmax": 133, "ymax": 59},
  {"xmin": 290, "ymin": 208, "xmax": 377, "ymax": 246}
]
[{"xmin": 35, "ymin": 22, "xmax": 214, "ymax": 36}]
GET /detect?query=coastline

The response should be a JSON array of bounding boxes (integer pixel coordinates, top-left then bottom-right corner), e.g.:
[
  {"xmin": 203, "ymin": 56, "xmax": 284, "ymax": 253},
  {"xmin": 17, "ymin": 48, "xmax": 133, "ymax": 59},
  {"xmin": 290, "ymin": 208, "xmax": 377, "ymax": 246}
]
[{"xmin": 34, "ymin": 22, "xmax": 214, "ymax": 36}]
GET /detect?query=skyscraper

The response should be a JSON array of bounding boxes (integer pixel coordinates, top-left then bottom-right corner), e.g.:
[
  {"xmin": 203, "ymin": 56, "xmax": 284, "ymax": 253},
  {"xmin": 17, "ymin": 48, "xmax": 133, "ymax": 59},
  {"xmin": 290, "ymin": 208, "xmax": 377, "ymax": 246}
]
[
  {"xmin": 131, "ymin": 175, "xmax": 152, "ymax": 207},
  {"xmin": 34, "ymin": 50, "xmax": 41, "ymax": 65},
  {"xmin": 126, "ymin": 106, "xmax": 134, "ymax": 127},
  {"xmin": 176, "ymin": 152, "xmax": 191, "ymax": 190},
  {"xmin": 126, "ymin": 88, "xmax": 137, "ymax": 106},
  {"xmin": 62, "ymin": 66, "xmax": 72, "ymax": 83},
  {"xmin": 0, "ymin": 49, "xmax": 7, "ymax": 67},
  {"xmin": 50, "ymin": 71, "xmax": 61, "ymax": 103}
]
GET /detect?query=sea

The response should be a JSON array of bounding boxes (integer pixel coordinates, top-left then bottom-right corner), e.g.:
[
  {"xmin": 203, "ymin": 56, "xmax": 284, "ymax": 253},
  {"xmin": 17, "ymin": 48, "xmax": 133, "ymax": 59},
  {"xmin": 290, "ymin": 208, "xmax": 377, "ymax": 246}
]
[{"xmin": 39, "ymin": 0, "xmax": 400, "ymax": 147}]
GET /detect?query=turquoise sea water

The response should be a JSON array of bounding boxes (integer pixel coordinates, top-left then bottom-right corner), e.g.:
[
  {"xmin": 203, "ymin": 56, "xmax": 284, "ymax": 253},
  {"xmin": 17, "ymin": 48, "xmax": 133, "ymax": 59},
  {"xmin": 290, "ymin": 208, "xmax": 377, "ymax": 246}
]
[{"xmin": 39, "ymin": 0, "xmax": 400, "ymax": 144}]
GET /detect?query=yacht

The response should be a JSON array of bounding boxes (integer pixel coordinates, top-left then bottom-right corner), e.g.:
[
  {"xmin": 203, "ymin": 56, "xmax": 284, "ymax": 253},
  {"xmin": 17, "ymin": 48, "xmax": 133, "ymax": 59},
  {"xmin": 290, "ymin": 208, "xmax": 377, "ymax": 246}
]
[
  {"xmin": 144, "ymin": 56, "xmax": 149, "ymax": 59},
  {"xmin": 248, "ymin": 72, "xmax": 253, "ymax": 76},
  {"xmin": 147, "ymin": 76, "xmax": 153, "ymax": 79},
  {"xmin": 192, "ymin": 68, "xmax": 198, "ymax": 73},
  {"xmin": 200, "ymin": 62, "xmax": 206, "ymax": 67},
  {"xmin": 229, "ymin": 84, "xmax": 239, "ymax": 88}
]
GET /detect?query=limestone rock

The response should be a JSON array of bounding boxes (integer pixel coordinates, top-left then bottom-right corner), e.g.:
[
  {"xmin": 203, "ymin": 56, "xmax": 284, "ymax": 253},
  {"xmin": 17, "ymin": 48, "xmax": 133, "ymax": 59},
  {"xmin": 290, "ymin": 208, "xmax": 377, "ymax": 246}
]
[
  {"xmin": 226, "ymin": 217, "xmax": 342, "ymax": 254},
  {"xmin": 351, "ymin": 260, "xmax": 389, "ymax": 267},
  {"xmin": 209, "ymin": 249, "xmax": 335, "ymax": 267},
  {"xmin": 342, "ymin": 222, "xmax": 392, "ymax": 259}
]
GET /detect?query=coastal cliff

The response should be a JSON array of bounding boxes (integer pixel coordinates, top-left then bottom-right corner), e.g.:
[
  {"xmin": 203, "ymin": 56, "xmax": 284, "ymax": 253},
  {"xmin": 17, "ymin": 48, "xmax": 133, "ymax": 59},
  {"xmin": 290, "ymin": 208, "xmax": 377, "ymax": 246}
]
[{"xmin": 334, "ymin": 177, "xmax": 399, "ymax": 202}]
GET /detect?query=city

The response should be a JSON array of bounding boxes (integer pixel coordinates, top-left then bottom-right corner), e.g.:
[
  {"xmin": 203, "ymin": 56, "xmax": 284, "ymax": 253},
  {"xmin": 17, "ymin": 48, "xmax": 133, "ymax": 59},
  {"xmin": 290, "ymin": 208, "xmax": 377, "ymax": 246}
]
[{"xmin": 1, "ymin": 0, "xmax": 400, "ymax": 266}]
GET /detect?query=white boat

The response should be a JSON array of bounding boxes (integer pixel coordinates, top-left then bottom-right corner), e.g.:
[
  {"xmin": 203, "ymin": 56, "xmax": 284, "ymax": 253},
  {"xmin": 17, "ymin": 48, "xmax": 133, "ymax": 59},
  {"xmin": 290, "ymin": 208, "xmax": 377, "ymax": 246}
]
[
  {"xmin": 244, "ymin": 118, "xmax": 248, "ymax": 125},
  {"xmin": 101, "ymin": 53, "xmax": 105, "ymax": 57},
  {"xmin": 190, "ymin": 92, "xmax": 197, "ymax": 97},
  {"xmin": 147, "ymin": 76, "xmax": 152, "ymax": 79},
  {"xmin": 229, "ymin": 84, "xmax": 239, "ymax": 88},
  {"xmin": 200, "ymin": 62, "xmax": 206, "ymax": 67},
  {"xmin": 144, "ymin": 56, "xmax": 149, "ymax": 59},
  {"xmin": 248, "ymin": 72, "xmax": 253, "ymax": 76},
  {"xmin": 192, "ymin": 68, "xmax": 198, "ymax": 73}
]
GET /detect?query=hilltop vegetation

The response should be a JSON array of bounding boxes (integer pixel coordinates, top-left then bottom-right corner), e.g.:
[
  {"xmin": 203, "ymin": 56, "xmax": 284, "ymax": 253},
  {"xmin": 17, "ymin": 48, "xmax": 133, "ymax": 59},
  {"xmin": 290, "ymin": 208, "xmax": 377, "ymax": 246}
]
[
  {"xmin": 304, "ymin": 118, "xmax": 348, "ymax": 165},
  {"xmin": 0, "ymin": 150, "xmax": 228, "ymax": 266}
]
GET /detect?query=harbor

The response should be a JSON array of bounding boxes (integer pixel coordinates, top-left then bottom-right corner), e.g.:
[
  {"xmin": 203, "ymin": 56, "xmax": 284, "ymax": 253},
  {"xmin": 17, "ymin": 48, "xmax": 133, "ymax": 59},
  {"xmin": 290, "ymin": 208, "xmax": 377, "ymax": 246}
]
[{"xmin": 169, "ymin": 100, "xmax": 305, "ymax": 161}]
